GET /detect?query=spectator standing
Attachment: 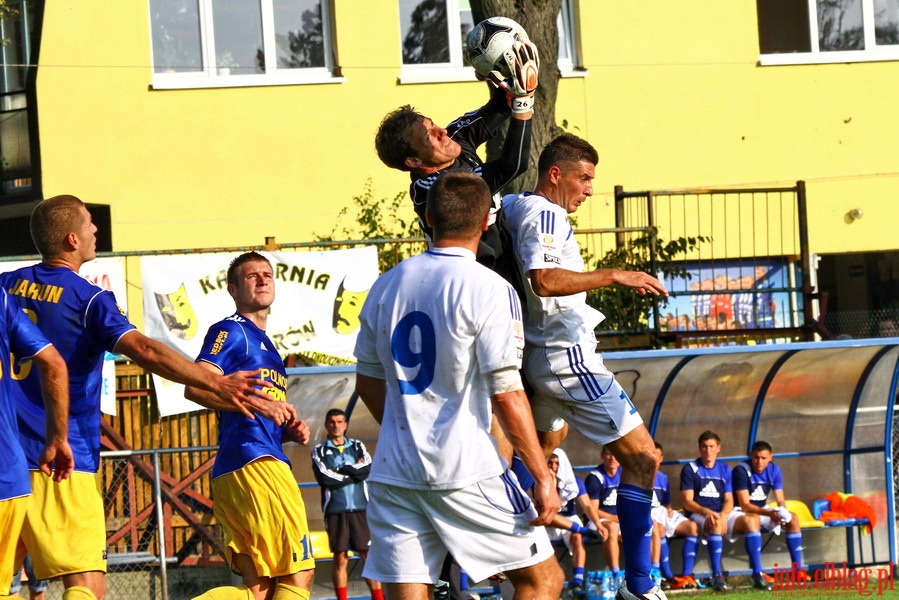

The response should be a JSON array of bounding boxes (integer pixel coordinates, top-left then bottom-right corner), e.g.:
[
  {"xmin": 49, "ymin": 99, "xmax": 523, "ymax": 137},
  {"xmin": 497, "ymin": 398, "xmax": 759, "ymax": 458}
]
[{"xmin": 311, "ymin": 409, "xmax": 382, "ymax": 600}]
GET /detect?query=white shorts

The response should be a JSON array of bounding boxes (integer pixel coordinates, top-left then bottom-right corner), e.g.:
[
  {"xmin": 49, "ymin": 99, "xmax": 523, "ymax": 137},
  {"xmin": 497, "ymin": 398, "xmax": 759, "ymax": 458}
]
[
  {"xmin": 525, "ymin": 341, "xmax": 644, "ymax": 445},
  {"xmin": 548, "ymin": 514, "xmax": 583, "ymax": 554},
  {"xmin": 690, "ymin": 511, "xmax": 743, "ymax": 541},
  {"xmin": 651, "ymin": 506, "xmax": 689, "ymax": 538},
  {"xmin": 364, "ymin": 472, "xmax": 554, "ymax": 584}
]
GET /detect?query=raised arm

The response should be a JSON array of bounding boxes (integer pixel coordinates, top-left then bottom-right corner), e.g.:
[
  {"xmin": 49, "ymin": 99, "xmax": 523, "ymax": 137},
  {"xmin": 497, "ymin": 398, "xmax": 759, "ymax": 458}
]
[
  {"xmin": 116, "ymin": 330, "xmax": 273, "ymax": 419},
  {"xmin": 182, "ymin": 359, "xmax": 296, "ymax": 424}
]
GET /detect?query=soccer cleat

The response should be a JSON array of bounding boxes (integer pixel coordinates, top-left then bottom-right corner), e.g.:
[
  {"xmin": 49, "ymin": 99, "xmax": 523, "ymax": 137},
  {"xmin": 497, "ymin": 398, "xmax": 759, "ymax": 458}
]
[
  {"xmin": 794, "ymin": 568, "xmax": 810, "ymax": 583},
  {"xmin": 752, "ymin": 573, "xmax": 773, "ymax": 591},
  {"xmin": 667, "ymin": 575, "xmax": 697, "ymax": 590},
  {"xmin": 712, "ymin": 572, "xmax": 728, "ymax": 591},
  {"xmin": 615, "ymin": 581, "xmax": 668, "ymax": 600}
]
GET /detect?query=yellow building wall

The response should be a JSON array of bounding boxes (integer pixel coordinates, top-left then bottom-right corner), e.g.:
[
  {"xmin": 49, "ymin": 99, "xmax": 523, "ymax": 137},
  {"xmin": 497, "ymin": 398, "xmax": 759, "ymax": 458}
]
[{"xmin": 35, "ymin": 1, "xmax": 898, "ymax": 259}]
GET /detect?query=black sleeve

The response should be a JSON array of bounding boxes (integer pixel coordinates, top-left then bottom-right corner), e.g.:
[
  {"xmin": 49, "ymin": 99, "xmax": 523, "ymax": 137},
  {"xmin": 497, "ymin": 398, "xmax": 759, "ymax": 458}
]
[
  {"xmin": 446, "ymin": 84, "xmax": 511, "ymax": 150},
  {"xmin": 479, "ymin": 117, "xmax": 532, "ymax": 194}
]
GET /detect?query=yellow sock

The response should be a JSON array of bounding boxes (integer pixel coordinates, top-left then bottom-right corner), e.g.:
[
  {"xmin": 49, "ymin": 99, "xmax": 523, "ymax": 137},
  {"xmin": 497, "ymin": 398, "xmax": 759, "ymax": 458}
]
[
  {"xmin": 63, "ymin": 586, "xmax": 98, "ymax": 600},
  {"xmin": 272, "ymin": 582, "xmax": 310, "ymax": 600},
  {"xmin": 192, "ymin": 585, "xmax": 254, "ymax": 600}
]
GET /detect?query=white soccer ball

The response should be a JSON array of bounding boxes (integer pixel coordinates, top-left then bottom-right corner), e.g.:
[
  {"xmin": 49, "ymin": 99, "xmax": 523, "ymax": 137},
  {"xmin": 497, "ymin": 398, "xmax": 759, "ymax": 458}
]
[{"xmin": 464, "ymin": 16, "xmax": 530, "ymax": 79}]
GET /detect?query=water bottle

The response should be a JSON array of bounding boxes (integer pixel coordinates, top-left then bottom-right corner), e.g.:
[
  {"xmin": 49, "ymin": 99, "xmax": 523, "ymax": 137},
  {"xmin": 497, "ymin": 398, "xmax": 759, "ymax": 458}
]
[
  {"xmin": 601, "ymin": 571, "xmax": 616, "ymax": 600},
  {"xmin": 586, "ymin": 571, "xmax": 603, "ymax": 600}
]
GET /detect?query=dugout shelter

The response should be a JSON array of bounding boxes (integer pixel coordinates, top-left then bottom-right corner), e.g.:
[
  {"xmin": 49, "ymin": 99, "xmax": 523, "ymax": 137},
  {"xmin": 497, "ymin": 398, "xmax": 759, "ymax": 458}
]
[{"xmin": 287, "ymin": 337, "xmax": 899, "ymax": 573}]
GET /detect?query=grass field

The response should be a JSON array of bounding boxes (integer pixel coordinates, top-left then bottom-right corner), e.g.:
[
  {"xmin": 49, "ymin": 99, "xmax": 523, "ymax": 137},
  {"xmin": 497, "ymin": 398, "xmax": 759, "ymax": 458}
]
[
  {"xmin": 662, "ymin": 573, "xmax": 899, "ymax": 599},
  {"xmin": 670, "ymin": 588, "xmax": 899, "ymax": 599}
]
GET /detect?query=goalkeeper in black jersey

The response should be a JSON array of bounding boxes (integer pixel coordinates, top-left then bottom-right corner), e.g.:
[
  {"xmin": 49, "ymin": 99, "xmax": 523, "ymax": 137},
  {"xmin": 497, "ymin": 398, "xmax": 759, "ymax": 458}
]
[{"xmin": 374, "ymin": 40, "xmax": 539, "ymax": 281}]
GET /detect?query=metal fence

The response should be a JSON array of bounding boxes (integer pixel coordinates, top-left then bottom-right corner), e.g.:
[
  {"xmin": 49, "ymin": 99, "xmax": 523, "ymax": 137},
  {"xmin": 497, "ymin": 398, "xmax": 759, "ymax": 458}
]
[{"xmin": 613, "ymin": 182, "xmax": 814, "ymax": 346}]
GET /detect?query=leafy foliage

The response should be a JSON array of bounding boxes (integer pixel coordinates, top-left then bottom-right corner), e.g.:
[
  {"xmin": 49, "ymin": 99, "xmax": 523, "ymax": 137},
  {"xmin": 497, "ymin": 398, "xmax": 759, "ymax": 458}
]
[
  {"xmin": 314, "ymin": 179, "xmax": 424, "ymax": 273},
  {"xmin": 588, "ymin": 228, "xmax": 710, "ymax": 334}
]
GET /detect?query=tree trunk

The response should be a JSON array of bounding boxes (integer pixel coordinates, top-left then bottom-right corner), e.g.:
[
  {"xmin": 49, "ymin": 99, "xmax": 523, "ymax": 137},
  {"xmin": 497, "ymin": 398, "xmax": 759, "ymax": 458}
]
[{"xmin": 471, "ymin": 0, "xmax": 563, "ymax": 193}]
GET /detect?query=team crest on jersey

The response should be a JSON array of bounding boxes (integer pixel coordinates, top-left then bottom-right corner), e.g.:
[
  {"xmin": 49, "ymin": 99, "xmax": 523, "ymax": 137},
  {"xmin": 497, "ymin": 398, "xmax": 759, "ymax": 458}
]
[{"xmin": 154, "ymin": 283, "xmax": 198, "ymax": 340}]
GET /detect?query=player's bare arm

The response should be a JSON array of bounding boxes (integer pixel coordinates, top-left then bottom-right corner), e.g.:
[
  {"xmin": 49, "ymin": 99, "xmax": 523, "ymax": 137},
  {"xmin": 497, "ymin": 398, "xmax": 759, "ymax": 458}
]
[
  {"xmin": 491, "ymin": 388, "xmax": 560, "ymax": 525},
  {"xmin": 769, "ymin": 488, "xmax": 789, "ymax": 524},
  {"xmin": 529, "ymin": 267, "xmax": 668, "ymax": 298},
  {"xmin": 721, "ymin": 492, "xmax": 734, "ymax": 516},
  {"xmin": 283, "ymin": 419, "xmax": 311, "ymax": 445},
  {"xmin": 680, "ymin": 489, "xmax": 713, "ymax": 523},
  {"xmin": 183, "ymin": 360, "xmax": 295, "ymax": 423},
  {"xmin": 736, "ymin": 488, "xmax": 775, "ymax": 519},
  {"xmin": 575, "ymin": 496, "xmax": 610, "ymax": 541},
  {"xmin": 33, "ymin": 344, "xmax": 74, "ymax": 481},
  {"xmin": 355, "ymin": 373, "xmax": 386, "ymax": 425},
  {"xmin": 590, "ymin": 501, "xmax": 619, "ymax": 523},
  {"xmin": 116, "ymin": 330, "xmax": 272, "ymax": 418}
]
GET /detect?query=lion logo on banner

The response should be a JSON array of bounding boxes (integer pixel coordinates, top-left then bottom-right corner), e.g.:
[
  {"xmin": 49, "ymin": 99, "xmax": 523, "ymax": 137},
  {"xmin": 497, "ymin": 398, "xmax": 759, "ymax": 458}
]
[{"xmin": 154, "ymin": 284, "xmax": 198, "ymax": 340}]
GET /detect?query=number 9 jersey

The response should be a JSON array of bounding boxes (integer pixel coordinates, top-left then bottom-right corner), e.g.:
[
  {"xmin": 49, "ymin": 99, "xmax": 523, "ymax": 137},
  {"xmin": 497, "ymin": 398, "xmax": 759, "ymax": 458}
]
[{"xmin": 354, "ymin": 247, "xmax": 524, "ymax": 491}]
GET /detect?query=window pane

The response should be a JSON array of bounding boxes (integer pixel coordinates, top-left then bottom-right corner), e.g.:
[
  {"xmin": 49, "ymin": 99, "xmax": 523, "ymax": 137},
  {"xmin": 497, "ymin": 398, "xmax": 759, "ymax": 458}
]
[
  {"xmin": 400, "ymin": 0, "xmax": 450, "ymax": 64},
  {"xmin": 756, "ymin": 0, "xmax": 812, "ymax": 54},
  {"xmin": 211, "ymin": 0, "xmax": 264, "ymax": 75},
  {"xmin": 0, "ymin": 104, "xmax": 30, "ymax": 178},
  {"xmin": 874, "ymin": 0, "xmax": 899, "ymax": 44},
  {"xmin": 149, "ymin": 0, "xmax": 203, "ymax": 73},
  {"xmin": 273, "ymin": 0, "xmax": 325, "ymax": 68},
  {"xmin": 558, "ymin": 3, "xmax": 571, "ymax": 63},
  {"xmin": 459, "ymin": 0, "xmax": 473, "ymax": 44},
  {"xmin": 818, "ymin": 0, "xmax": 865, "ymax": 51}
]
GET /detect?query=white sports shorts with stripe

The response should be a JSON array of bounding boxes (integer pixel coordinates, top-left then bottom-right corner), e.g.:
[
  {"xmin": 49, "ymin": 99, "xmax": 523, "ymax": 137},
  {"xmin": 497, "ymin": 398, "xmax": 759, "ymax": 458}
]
[
  {"xmin": 363, "ymin": 471, "xmax": 554, "ymax": 584},
  {"xmin": 524, "ymin": 334, "xmax": 643, "ymax": 446}
]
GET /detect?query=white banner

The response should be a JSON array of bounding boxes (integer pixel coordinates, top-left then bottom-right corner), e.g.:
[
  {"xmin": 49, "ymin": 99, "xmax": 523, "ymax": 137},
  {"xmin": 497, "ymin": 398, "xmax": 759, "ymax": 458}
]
[
  {"xmin": 141, "ymin": 248, "xmax": 378, "ymax": 416},
  {"xmin": 0, "ymin": 257, "xmax": 127, "ymax": 416}
]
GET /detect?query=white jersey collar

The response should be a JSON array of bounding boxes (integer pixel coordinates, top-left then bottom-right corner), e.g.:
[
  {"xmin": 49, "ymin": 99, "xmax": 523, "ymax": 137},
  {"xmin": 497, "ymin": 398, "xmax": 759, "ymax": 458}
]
[{"xmin": 426, "ymin": 246, "xmax": 476, "ymax": 260}]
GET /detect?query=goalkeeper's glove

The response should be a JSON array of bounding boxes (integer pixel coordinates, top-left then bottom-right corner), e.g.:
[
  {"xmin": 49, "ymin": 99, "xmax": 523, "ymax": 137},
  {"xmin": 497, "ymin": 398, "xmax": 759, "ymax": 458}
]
[{"xmin": 486, "ymin": 40, "xmax": 540, "ymax": 114}]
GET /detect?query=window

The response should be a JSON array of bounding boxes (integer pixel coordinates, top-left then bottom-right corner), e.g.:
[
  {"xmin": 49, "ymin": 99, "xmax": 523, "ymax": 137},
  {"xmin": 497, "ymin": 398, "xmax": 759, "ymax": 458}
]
[
  {"xmin": 757, "ymin": 0, "xmax": 899, "ymax": 65},
  {"xmin": 149, "ymin": 0, "xmax": 341, "ymax": 89},
  {"xmin": 0, "ymin": 0, "xmax": 37, "ymax": 199},
  {"xmin": 398, "ymin": 0, "xmax": 583, "ymax": 83}
]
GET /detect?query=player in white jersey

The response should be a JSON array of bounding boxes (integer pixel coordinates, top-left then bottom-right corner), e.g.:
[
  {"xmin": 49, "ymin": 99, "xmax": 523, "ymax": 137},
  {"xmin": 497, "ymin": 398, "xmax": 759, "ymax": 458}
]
[
  {"xmin": 354, "ymin": 171, "xmax": 563, "ymax": 600},
  {"xmin": 502, "ymin": 134, "xmax": 669, "ymax": 600}
]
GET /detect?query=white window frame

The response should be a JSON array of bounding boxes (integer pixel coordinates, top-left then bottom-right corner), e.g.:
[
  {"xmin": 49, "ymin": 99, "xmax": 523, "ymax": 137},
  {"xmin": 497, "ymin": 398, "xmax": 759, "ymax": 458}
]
[
  {"xmin": 149, "ymin": 0, "xmax": 343, "ymax": 90},
  {"xmin": 759, "ymin": 0, "xmax": 899, "ymax": 66},
  {"xmin": 398, "ymin": 0, "xmax": 586, "ymax": 84}
]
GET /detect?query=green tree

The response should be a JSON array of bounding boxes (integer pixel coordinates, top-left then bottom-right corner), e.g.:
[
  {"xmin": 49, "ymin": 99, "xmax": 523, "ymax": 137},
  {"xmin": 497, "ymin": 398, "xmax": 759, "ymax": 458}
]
[
  {"xmin": 471, "ymin": 0, "xmax": 564, "ymax": 192},
  {"xmin": 314, "ymin": 179, "xmax": 424, "ymax": 273},
  {"xmin": 588, "ymin": 229, "xmax": 710, "ymax": 337}
]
